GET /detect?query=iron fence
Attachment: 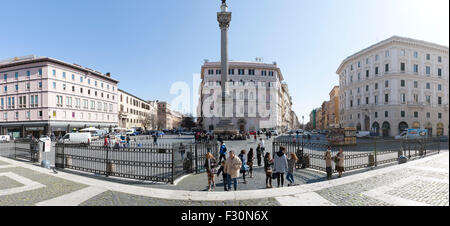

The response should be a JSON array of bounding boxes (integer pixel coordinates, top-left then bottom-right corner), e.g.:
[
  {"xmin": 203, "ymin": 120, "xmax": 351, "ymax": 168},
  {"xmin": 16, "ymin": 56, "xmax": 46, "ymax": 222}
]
[
  {"xmin": 273, "ymin": 138, "xmax": 441, "ymax": 173},
  {"xmin": 55, "ymin": 141, "xmax": 219, "ymax": 184},
  {"xmin": 0, "ymin": 139, "xmax": 39, "ymax": 162}
]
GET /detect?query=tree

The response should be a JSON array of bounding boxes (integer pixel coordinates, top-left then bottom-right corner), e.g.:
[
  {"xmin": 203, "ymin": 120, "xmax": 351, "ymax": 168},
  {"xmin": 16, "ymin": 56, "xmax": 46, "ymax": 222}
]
[
  {"xmin": 141, "ymin": 113, "xmax": 157, "ymax": 131},
  {"xmin": 181, "ymin": 115, "xmax": 197, "ymax": 130}
]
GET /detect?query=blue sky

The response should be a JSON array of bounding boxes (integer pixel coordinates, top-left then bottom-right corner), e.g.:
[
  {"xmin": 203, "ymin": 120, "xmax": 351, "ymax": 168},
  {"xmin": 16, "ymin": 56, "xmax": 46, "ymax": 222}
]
[{"xmin": 1, "ymin": 0, "xmax": 448, "ymax": 122}]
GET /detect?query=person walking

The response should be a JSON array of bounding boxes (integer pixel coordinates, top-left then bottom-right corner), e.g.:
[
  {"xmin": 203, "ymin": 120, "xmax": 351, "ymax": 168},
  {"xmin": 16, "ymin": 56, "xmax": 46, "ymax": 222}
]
[
  {"xmin": 247, "ymin": 148, "xmax": 254, "ymax": 178},
  {"xmin": 224, "ymin": 151, "xmax": 242, "ymax": 191},
  {"xmin": 126, "ymin": 135, "xmax": 130, "ymax": 147},
  {"xmin": 238, "ymin": 150, "xmax": 248, "ymax": 184},
  {"xmin": 153, "ymin": 134, "xmax": 158, "ymax": 144},
  {"xmin": 204, "ymin": 152, "xmax": 218, "ymax": 191},
  {"xmin": 286, "ymin": 152, "xmax": 298, "ymax": 186},
  {"xmin": 179, "ymin": 143, "xmax": 186, "ymax": 161},
  {"xmin": 273, "ymin": 146, "xmax": 288, "ymax": 187},
  {"xmin": 325, "ymin": 146, "xmax": 333, "ymax": 180},
  {"xmin": 104, "ymin": 135, "xmax": 109, "ymax": 148},
  {"xmin": 335, "ymin": 148, "xmax": 345, "ymax": 178},
  {"xmin": 256, "ymin": 144, "xmax": 263, "ymax": 166},
  {"xmin": 218, "ymin": 141, "xmax": 227, "ymax": 165},
  {"xmin": 259, "ymin": 138, "xmax": 265, "ymax": 153},
  {"xmin": 216, "ymin": 161, "xmax": 228, "ymax": 191},
  {"xmin": 264, "ymin": 152, "xmax": 273, "ymax": 188}
]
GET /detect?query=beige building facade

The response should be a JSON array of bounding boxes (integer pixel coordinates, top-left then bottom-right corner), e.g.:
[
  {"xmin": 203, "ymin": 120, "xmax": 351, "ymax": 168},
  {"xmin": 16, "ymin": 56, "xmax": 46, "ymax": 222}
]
[
  {"xmin": 118, "ymin": 89, "xmax": 156, "ymax": 130},
  {"xmin": 337, "ymin": 36, "xmax": 449, "ymax": 136}
]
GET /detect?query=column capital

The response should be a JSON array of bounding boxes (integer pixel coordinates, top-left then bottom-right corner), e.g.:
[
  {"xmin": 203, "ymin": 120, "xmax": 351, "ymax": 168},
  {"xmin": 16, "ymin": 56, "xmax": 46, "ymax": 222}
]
[{"xmin": 217, "ymin": 12, "xmax": 232, "ymax": 29}]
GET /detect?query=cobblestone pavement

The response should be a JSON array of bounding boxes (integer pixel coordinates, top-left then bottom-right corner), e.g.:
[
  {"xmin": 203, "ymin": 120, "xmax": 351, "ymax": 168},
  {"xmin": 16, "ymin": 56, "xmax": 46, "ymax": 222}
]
[{"xmin": 0, "ymin": 147, "xmax": 448, "ymax": 206}]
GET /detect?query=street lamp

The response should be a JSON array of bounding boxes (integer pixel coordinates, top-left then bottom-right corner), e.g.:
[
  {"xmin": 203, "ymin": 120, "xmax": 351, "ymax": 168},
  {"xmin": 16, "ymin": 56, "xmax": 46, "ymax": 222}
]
[{"xmin": 302, "ymin": 116, "xmax": 305, "ymax": 131}]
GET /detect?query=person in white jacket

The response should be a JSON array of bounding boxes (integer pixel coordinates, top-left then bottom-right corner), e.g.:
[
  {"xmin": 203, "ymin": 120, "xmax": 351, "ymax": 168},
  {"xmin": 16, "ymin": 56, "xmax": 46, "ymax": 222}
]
[{"xmin": 273, "ymin": 146, "xmax": 288, "ymax": 187}]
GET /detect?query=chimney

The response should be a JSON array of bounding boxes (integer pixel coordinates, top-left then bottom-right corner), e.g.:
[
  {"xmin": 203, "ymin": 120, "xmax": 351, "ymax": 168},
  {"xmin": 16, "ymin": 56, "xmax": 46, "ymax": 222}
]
[{"xmin": 106, "ymin": 72, "xmax": 111, "ymax": 77}]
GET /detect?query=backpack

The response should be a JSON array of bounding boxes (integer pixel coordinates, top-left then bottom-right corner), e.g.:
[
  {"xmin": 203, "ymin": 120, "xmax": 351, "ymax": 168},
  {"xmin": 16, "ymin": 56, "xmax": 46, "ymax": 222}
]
[{"xmin": 220, "ymin": 145, "xmax": 227, "ymax": 155}]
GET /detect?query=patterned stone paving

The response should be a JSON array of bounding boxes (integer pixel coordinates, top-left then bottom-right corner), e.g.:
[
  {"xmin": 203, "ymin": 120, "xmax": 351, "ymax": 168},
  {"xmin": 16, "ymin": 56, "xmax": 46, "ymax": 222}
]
[
  {"xmin": 386, "ymin": 179, "xmax": 449, "ymax": 206},
  {"xmin": 0, "ymin": 176, "xmax": 24, "ymax": 190}
]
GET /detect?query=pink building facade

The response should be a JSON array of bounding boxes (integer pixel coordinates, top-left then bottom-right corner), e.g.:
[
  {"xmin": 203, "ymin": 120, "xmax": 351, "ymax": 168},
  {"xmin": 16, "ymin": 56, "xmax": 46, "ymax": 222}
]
[{"xmin": 0, "ymin": 55, "xmax": 119, "ymax": 138}]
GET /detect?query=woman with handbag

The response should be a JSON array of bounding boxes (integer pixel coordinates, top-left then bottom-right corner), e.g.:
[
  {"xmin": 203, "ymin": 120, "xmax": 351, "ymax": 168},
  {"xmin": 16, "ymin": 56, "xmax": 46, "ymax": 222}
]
[
  {"xmin": 264, "ymin": 152, "xmax": 273, "ymax": 188},
  {"xmin": 204, "ymin": 152, "xmax": 218, "ymax": 191},
  {"xmin": 238, "ymin": 150, "xmax": 248, "ymax": 184},
  {"xmin": 335, "ymin": 148, "xmax": 345, "ymax": 178},
  {"xmin": 325, "ymin": 146, "xmax": 333, "ymax": 180}
]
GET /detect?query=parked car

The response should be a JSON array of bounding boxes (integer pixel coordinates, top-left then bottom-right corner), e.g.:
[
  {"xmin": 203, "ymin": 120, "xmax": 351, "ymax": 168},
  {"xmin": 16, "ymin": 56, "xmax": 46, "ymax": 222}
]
[
  {"xmin": 39, "ymin": 135, "xmax": 51, "ymax": 142},
  {"xmin": 311, "ymin": 130, "xmax": 318, "ymax": 134},
  {"xmin": 395, "ymin": 129, "xmax": 428, "ymax": 140},
  {"xmin": 356, "ymin": 131, "xmax": 371, "ymax": 138},
  {"xmin": 270, "ymin": 130, "xmax": 279, "ymax": 136},
  {"xmin": 249, "ymin": 131, "xmax": 257, "ymax": 135},
  {"xmin": 59, "ymin": 133, "xmax": 92, "ymax": 144}
]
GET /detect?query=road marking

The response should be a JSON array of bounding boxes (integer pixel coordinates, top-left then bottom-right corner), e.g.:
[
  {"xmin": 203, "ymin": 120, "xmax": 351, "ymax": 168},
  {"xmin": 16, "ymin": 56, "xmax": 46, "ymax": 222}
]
[
  {"xmin": 0, "ymin": 172, "xmax": 45, "ymax": 196},
  {"xmin": 35, "ymin": 186, "xmax": 107, "ymax": 206},
  {"xmin": 276, "ymin": 192, "xmax": 336, "ymax": 206}
]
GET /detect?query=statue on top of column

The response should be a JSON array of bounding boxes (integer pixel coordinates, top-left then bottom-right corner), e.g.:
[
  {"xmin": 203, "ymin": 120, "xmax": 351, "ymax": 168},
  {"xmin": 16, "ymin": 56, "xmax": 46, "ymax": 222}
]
[{"xmin": 222, "ymin": 0, "xmax": 226, "ymax": 5}]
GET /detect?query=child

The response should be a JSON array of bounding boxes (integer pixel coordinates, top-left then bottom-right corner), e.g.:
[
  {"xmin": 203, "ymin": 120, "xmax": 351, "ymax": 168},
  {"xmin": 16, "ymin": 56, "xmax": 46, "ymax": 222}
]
[{"xmin": 216, "ymin": 161, "xmax": 228, "ymax": 191}]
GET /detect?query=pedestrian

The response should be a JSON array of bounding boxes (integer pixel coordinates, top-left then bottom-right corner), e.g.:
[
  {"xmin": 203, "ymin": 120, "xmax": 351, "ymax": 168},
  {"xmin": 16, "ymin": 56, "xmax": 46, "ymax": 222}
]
[
  {"xmin": 224, "ymin": 150, "xmax": 242, "ymax": 191},
  {"xmin": 216, "ymin": 161, "xmax": 228, "ymax": 191},
  {"xmin": 256, "ymin": 144, "xmax": 263, "ymax": 166},
  {"xmin": 179, "ymin": 143, "xmax": 186, "ymax": 161},
  {"xmin": 104, "ymin": 135, "xmax": 109, "ymax": 148},
  {"xmin": 335, "ymin": 148, "xmax": 345, "ymax": 178},
  {"xmin": 286, "ymin": 152, "xmax": 298, "ymax": 186},
  {"xmin": 204, "ymin": 152, "xmax": 218, "ymax": 191},
  {"xmin": 247, "ymin": 148, "xmax": 254, "ymax": 178},
  {"xmin": 273, "ymin": 146, "xmax": 288, "ymax": 187},
  {"xmin": 218, "ymin": 141, "xmax": 227, "ymax": 164},
  {"xmin": 126, "ymin": 135, "xmax": 130, "ymax": 147},
  {"xmin": 254, "ymin": 134, "xmax": 257, "ymax": 142},
  {"xmin": 325, "ymin": 146, "xmax": 333, "ymax": 180},
  {"xmin": 259, "ymin": 138, "xmax": 265, "ymax": 153},
  {"xmin": 264, "ymin": 152, "xmax": 273, "ymax": 188},
  {"xmin": 238, "ymin": 150, "xmax": 248, "ymax": 184},
  {"xmin": 153, "ymin": 134, "xmax": 158, "ymax": 144}
]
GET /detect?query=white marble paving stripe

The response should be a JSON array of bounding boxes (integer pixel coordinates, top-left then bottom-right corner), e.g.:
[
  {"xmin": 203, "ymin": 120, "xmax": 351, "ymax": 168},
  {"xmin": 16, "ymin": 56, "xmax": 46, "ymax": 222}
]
[
  {"xmin": 0, "ymin": 165, "xmax": 15, "ymax": 169},
  {"xmin": 0, "ymin": 152, "xmax": 447, "ymax": 202},
  {"xmin": 275, "ymin": 192, "xmax": 336, "ymax": 206},
  {"xmin": 0, "ymin": 172, "xmax": 46, "ymax": 196},
  {"xmin": 408, "ymin": 166, "xmax": 450, "ymax": 174},
  {"xmin": 35, "ymin": 186, "xmax": 108, "ymax": 206}
]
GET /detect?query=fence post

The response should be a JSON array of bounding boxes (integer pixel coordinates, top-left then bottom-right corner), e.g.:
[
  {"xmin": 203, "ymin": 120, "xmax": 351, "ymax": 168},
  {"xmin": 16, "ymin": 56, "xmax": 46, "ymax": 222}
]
[
  {"xmin": 195, "ymin": 143, "xmax": 198, "ymax": 174},
  {"xmin": 171, "ymin": 144, "xmax": 175, "ymax": 184},
  {"xmin": 105, "ymin": 146, "xmax": 109, "ymax": 177},
  {"xmin": 374, "ymin": 139, "xmax": 377, "ymax": 167}
]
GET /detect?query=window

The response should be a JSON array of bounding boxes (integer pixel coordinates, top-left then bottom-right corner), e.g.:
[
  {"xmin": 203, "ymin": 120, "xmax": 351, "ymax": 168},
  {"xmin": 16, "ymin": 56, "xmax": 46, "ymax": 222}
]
[
  {"xmin": 366, "ymin": 70, "xmax": 369, "ymax": 78},
  {"xmin": 400, "ymin": 63, "xmax": 405, "ymax": 72},
  {"xmin": 4, "ymin": 86, "xmax": 7, "ymax": 92},
  {"xmin": 375, "ymin": 112, "xmax": 378, "ymax": 118},
  {"xmin": 438, "ymin": 56, "xmax": 442, "ymax": 62},
  {"xmin": 385, "ymin": 64, "xmax": 389, "ymax": 72},
  {"xmin": 401, "ymin": 93, "xmax": 406, "ymax": 104},
  {"xmin": 15, "ymin": 85, "xmax": 18, "ymax": 91},
  {"xmin": 426, "ymin": 96, "xmax": 431, "ymax": 104},
  {"xmin": 438, "ymin": 113, "xmax": 442, "ymax": 119},
  {"xmin": 366, "ymin": 58, "xmax": 369, "ymax": 64},
  {"xmin": 27, "ymin": 71, "xmax": 30, "ymax": 77},
  {"xmin": 72, "ymin": 86, "xmax": 75, "ymax": 92},
  {"xmin": 385, "ymin": 80, "xmax": 389, "ymax": 87},
  {"xmin": 401, "ymin": 111, "xmax": 405, "ymax": 118},
  {"xmin": 375, "ymin": 55, "xmax": 379, "ymax": 61},
  {"xmin": 52, "ymin": 70, "xmax": 56, "ymax": 76},
  {"xmin": 358, "ymin": 61, "xmax": 361, "ymax": 68},
  {"xmin": 401, "ymin": 80, "xmax": 405, "ymax": 87},
  {"xmin": 357, "ymin": 99, "xmax": 360, "ymax": 106},
  {"xmin": 426, "ymin": 54, "xmax": 430, "ymax": 60},
  {"xmin": 413, "ymin": 64, "xmax": 418, "ymax": 73},
  {"xmin": 366, "ymin": 85, "xmax": 369, "ymax": 92},
  {"xmin": 3, "ymin": 74, "xmax": 6, "ymax": 80},
  {"xmin": 365, "ymin": 97, "xmax": 369, "ymax": 105},
  {"xmin": 215, "ymin": 69, "xmax": 221, "ymax": 75},
  {"xmin": 269, "ymin": 71, "xmax": 274, "ymax": 76},
  {"xmin": 426, "ymin": 83, "xmax": 430, "ymax": 89},
  {"xmin": 385, "ymin": 50, "xmax": 390, "ymax": 57},
  {"xmin": 426, "ymin": 66, "xmax": 431, "ymax": 75},
  {"xmin": 413, "ymin": 94, "xmax": 419, "ymax": 103},
  {"xmin": 427, "ymin": 112, "xmax": 430, "ymax": 118},
  {"xmin": 414, "ymin": 112, "xmax": 418, "ymax": 118},
  {"xmin": 385, "ymin": 111, "xmax": 388, "ymax": 117},
  {"xmin": 15, "ymin": 72, "xmax": 18, "ymax": 79},
  {"xmin": 375, "ymin": 67, "xmax": 379, "ymax": 75},
  {"xmin": 438, "ymin": 68, "xmax": 442, "ymax": 77},
  {"xmin": 80, "ymin": 77, "xmax": 83, "ymax": 83},
  {"xmin": 385, "ymin": 94, "xmax": 389, "ymax": 103},
  {"xmin": 62, "ymin": 72, "xmax": 66, "ymax": 79},
  {"xmin": 438, "ymin": 97, "xmax": 442, "ymax": 105},
  {"xmin": 438, "ymin": 84, "xmax": 442, "ymax": 91},
  {"xmin": 53, "ymin": 82, "xmax": 56, "ymax": 89},
  {"xmin": 350, "ymin": 100, "xmax": 353, "ymax": 107},
  {"xmin": 62, "ymin": 84, "xmax": 66, "ymax": 90},
  {"xmin": 248, "ymin": 69, "xmax": 255, "ymax": 75},
  {"xmin": 374, "ymin": 95, "xmax": 378, "ymax": 104},
  {"xmin": 375, "ymin": 83, "xmax": 378, "ymax": 90},
  {"xmin": 414, "ymin": 52, "xmax": 418, "ymax": 58},
  {"xmin": 72, "ymin": 74, "xmax": 75, "ymax": 80},
  {"xmin": 414, "ymin": 81, "xmax": 418, "ymax": 88},
  {"xmin": 400, "ymin": 49, "xmax": 405, "ymax": 56}
]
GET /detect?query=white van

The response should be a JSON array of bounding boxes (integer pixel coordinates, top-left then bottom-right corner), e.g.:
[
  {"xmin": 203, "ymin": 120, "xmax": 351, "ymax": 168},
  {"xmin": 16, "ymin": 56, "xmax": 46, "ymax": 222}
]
[
  {"xmin": 59, "ymin": 133, "xmax": 92, "ymax": 144},
  {"xmin": 356, "ymin": 131, "xmax": 371, "ymax": 138},
  {"xmin": 0, "ymin": 135, "xmax": 11, "ymax": 142}
]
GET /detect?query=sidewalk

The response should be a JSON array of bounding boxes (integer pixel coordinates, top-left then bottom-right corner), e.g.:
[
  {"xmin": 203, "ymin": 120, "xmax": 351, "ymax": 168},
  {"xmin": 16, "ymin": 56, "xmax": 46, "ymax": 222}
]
[{"xmin": 0, "ymin": 150, "xmax": 448, "ymax": 206}]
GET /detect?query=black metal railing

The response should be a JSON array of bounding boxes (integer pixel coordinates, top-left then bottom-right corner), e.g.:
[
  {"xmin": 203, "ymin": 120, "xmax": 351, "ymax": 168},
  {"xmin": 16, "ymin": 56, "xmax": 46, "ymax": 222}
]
[
  {"xmin": 0, "ymin": 139, "xmax": 39, "ymax": 162},
  {"xmin": 55, "ymin": 141, "xmax": 218, "ymax": 184},
  {"xmin": 273, "ymin": 138, "xmax": 441, "ymax": 173}
]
